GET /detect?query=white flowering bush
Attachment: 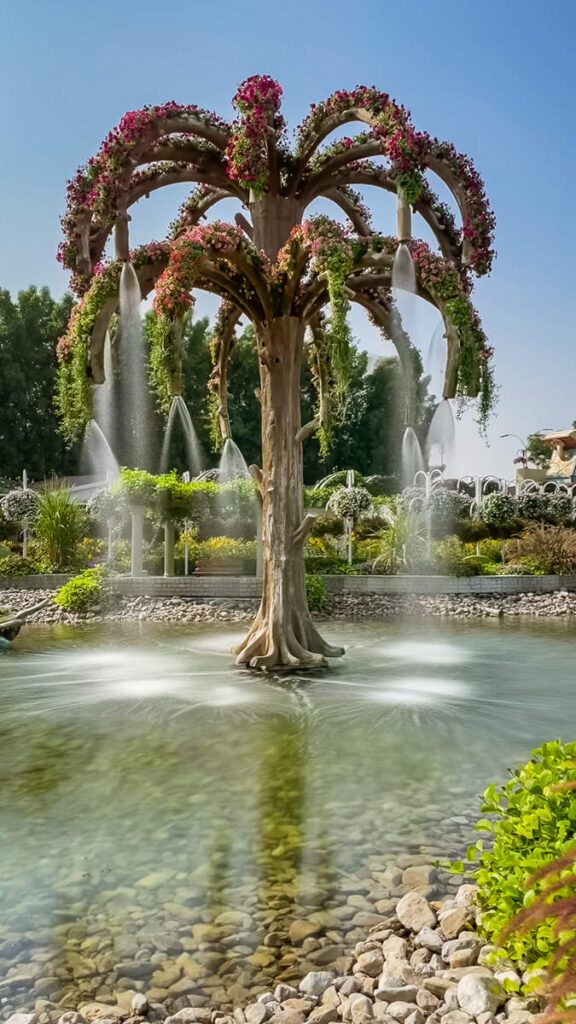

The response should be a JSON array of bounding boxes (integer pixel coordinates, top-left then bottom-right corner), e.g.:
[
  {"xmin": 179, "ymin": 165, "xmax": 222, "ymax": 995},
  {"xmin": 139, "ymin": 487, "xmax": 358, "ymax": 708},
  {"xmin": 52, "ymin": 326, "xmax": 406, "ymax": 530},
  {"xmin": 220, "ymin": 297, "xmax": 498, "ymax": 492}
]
[
  {"xmin": 480, "ymin": 492, "xmax": 518, "ymax": 527},
  {"xmin": 327, "ymin": 486, "xmax": 373, "ymax": 520},
  {"xmin": 0, "ymin": 488, "xmax": 39, "ymax": 524}
]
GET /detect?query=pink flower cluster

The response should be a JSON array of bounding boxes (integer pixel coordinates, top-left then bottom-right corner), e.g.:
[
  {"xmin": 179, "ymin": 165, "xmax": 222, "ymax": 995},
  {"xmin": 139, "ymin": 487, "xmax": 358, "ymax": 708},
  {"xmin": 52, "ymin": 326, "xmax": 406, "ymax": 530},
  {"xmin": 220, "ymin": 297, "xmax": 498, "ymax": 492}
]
[
  {"xmin": 226, "ymin": 75, "xmax": 285, "ymax": 194},
  {"xmin": 154, "ymin": 221, "xmax": 245, "ymax": 319},
  {"xmin": 58, "ymin": 102, "xmax": 231, "ymax": 287}
]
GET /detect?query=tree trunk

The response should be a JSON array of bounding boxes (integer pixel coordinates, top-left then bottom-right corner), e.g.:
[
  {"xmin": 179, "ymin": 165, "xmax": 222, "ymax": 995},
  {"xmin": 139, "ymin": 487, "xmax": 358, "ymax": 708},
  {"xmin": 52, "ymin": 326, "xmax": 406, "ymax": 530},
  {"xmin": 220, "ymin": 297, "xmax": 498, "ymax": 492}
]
[{"xmin": 235, "ymin": 317, "xmax": 345, "ymax": 671}]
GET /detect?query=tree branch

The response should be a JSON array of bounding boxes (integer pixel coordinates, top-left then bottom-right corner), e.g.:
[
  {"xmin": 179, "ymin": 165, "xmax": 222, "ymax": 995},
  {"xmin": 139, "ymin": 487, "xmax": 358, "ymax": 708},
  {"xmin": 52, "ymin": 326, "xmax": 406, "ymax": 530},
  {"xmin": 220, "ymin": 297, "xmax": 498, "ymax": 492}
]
[
  {"xmin": 295, "ymin": 419, "xmax": 319, "ymax": 444},
  {"xmin": 293, "ymin": 513, "xmax": 317, "ymax": 547}
]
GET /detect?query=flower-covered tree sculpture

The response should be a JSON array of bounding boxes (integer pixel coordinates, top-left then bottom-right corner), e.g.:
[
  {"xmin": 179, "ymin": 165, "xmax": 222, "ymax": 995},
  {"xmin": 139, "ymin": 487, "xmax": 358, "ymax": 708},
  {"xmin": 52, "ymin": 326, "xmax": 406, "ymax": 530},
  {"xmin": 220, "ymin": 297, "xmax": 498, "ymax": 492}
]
[{"xmin": 56, "ymin": 76, "xmax": 496, "ymax": 670}]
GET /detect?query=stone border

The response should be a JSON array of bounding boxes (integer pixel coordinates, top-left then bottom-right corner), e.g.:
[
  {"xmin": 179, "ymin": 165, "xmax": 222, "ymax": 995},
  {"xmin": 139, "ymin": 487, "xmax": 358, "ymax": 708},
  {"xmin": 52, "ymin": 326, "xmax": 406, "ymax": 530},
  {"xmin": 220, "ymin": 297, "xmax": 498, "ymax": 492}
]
[{"xmin": 2, "ymin": 574, "xmax": 576, "ymax": 597}]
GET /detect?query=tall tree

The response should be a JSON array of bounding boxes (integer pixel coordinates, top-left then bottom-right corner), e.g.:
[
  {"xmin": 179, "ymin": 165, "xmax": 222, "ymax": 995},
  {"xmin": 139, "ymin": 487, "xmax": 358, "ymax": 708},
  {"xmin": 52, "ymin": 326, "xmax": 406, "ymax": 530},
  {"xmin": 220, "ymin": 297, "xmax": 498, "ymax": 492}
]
[
  {"xmin": 55, "ymin": 76, "xmax": 495, "ymax": 669},
  {"xmin": 0, "ymin": 286, "xmax": 76, "ymax": 483}
]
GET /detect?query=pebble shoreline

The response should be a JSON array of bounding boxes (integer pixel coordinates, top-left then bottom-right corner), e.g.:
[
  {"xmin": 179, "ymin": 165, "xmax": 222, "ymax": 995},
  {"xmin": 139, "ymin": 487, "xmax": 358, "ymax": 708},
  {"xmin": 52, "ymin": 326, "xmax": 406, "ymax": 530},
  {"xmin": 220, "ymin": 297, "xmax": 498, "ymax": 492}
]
[
  {"xmin": 1, "ymin": 587, "xmax": 555, "ymax": 1024},
  {"xmin": 2, "ymin": 885, "xmax": 545, "ymax": 1024},
  {"xmin": 3, "ymin": 588, "xmax": 576, "ymax": 626}
]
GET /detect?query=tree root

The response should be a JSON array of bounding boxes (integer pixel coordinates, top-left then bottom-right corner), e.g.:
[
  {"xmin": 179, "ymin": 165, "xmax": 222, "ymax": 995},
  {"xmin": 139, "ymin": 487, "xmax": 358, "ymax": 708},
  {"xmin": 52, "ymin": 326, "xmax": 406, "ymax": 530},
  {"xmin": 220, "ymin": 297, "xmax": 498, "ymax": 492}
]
[{"xmin": 235, "ymin": 607, "xmax": 345, "ymax": 672}]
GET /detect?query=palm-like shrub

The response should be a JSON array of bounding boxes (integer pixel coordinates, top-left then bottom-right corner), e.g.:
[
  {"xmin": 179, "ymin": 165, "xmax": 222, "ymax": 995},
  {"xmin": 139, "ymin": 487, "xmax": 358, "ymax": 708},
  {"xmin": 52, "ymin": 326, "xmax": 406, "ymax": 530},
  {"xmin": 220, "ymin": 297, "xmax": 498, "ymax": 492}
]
[
  {"xmin": 373, "ymin": 507, "xmax": 429, "ymax": 574},
  {"xmin": 33, "ymin": 488, "xmax": 87, "ymax": 570}
]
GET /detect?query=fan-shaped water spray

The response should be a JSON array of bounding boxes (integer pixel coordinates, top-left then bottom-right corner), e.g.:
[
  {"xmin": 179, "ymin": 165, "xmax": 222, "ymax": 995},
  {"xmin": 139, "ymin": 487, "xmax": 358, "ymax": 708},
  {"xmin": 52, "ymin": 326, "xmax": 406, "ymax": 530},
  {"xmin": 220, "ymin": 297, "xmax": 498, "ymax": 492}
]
[
  {"xmin": 160, "ymin": 396, "xmax": 206, "ymax": 476},
  {"xmin": 392, "ymin": 243, "xmax": 416, "ymax": 293},
  {"xmin": 426, "ymin": 400, "xmax": 455, "ymax": 469},
  {"xmin": 81, "ymin": 420, "xmax": 120, "ymax": 481},
  {"xmin": 218, "ymin": 438, "xmax": 250, "ymax": 482},
  {"xmin": 118, "ymin": 263, "xmax": 153, "ymax": 469},
  {"xmin": 401, "ymin": 427, "xmax": 425, "ymax": 487}
]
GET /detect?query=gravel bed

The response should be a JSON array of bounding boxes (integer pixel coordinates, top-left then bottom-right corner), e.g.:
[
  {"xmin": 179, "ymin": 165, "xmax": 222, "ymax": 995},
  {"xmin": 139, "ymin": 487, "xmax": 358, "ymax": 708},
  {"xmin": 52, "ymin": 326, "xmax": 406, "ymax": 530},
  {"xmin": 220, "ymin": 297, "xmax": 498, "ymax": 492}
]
[{"xmin": 3, "ymin": 588, "xmax": 576, "ymax": 627}]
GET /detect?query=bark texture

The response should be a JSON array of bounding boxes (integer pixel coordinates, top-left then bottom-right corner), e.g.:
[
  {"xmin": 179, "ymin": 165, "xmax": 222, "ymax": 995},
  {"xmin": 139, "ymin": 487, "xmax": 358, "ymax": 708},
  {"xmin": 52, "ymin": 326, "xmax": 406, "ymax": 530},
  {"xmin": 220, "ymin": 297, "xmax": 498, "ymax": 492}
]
[{"xmin": 235, "ymin": 317, "xmax": 344, "ymax": 671}]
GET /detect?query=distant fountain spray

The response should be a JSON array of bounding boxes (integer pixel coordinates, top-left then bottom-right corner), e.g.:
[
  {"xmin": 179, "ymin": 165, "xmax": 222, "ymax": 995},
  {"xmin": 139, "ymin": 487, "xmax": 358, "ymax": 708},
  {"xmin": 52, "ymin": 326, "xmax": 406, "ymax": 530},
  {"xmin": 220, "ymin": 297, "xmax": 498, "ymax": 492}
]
[
  {"xmin": 424, "ymin": 321, "xmax": 447, "ymax": 399},
  {"xmin": 426, "ymin": 400, "xmax": 455, "ymax": 470},
  {"xmin": 401, "ymin": 427, "xmax": 425, "ymax": 487},
  {"xmin": 118, "ymin": 263, "xmax": 152, "ymax": 469},
  {"xmin": 81, "ymin": 421, "xmax": 120, "ymax": 482},
  {"xmin": 161, "ymin": 396, "xmax": 206, "ymax": 476},
  {"xmin": 93, "ymin": 331, "xmax": 116, "ymax": 454}
]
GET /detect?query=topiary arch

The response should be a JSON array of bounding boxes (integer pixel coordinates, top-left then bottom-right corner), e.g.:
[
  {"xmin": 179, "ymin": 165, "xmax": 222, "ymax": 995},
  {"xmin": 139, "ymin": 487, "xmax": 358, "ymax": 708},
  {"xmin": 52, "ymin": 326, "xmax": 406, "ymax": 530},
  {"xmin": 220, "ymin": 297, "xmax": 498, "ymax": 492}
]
[{"xmin": 56, "ymin": 75, "xmax": 496, "ymax": 671}]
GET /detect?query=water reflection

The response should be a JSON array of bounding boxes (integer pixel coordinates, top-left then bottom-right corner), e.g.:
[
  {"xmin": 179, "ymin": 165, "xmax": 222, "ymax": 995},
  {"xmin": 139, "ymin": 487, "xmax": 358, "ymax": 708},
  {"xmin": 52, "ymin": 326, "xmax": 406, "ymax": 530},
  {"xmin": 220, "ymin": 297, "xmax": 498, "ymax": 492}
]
[{"xmin": 0, "ymin": 619, "xmax": 575, "ymax": 1015}]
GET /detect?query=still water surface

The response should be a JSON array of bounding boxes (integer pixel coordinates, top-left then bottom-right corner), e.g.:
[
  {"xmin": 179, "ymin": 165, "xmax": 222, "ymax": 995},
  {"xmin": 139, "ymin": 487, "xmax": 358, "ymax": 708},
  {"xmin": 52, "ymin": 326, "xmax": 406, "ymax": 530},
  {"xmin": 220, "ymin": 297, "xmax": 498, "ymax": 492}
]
[{"xmin": 0, "ymin": 619, "xmax": 575, "ymax": 1014}]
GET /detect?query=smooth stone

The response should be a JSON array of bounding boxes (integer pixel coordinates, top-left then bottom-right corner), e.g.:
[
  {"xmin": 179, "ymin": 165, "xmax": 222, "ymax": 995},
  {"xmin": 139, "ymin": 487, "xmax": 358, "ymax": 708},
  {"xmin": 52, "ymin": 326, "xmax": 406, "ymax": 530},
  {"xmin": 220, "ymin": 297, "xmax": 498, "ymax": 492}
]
[
  {"xmin": 457, "ymin": 975, "xmax": 505, "ymax": 1016},
  {"xmin": 439, "ymin": 909, "xmax": 471, "ymax": 940},
  {"xmin": 114, "ymin": 962, "xmax": 153, "ymax": 980},
  {"xmin": 6, "ymin": 1016, "xmax": 37, "ymax": 1024},
  {"xmin": 244, "ymin": 1005, "xmax": 269, "ymax": 1024},
  {"xmin": 289, "ymin": 921, "xmax": 321, "ymax": 945},
  {"xmin": 382, "ymin": 938, "xmax": 408, "ymax": 962},
  {"xmin": 299, "ymin": 973, "xmax": 336, "ymax": 997},
  {"xmin": 386, "ymin": 1002, "xmax": 416, "ymax": 1022},
  {"xmin": 450, "ymin": 950, "xmax": 478, "ymax": 969},
  {"xmin": 416, "ymin": 989, "xmax": 440, "ymax": 1013},
  {"xmin": 274, "ymin": 986, "xmax": 298, "ymax": 1002},
  {"xmin": 355, "ymin": 952, "xmax": 384, "ymax": 978},
  {"xmin": 349, "ymin": 994, "xmax": 374, "ymax": 1023},
  {"xmin": 402, "ymin": 867, "xmax": 436, "ymax": 890},
  {"xmin": 375, "ymin": 989, "xmax": 417, "ymax": 1005},
  {"xmin": 414, "ymin": 929, "xmax": 443, "ymax": 954},
  {"xmin": 404, "ymin": 1012, "xmax": 424, "ymax": 1024},
  {"xmin": 395, "ymin": 894, "xmax": 436, "ymax": 933},
  {"xmin": 308, "ymin": 1010, "xmax": 339, "ymax": 1024},
  {"xmin": 130, "ymin": 995, "xmax": 148, "ymax": 1016}
]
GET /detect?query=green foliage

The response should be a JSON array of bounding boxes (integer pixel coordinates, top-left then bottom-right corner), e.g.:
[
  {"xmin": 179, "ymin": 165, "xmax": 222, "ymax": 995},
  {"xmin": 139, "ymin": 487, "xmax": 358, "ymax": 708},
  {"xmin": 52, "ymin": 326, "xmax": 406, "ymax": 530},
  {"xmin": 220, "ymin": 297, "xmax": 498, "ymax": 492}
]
[
  {"xmin": 154, "ymin": 472, "xmax": 193, "ymax": 522},
  {"xmin": 460, "ymin": 741, "xmax": 576, "ymax": 972},
  {"xmin": 0, "ymin": 555, "xmax": 43, "ymax": 577},
  {"xmin": 0, "ymin": 286, "xmax": 78, "ymax": 476},
  {"xmin": 55, "ymin": 565, "xmax": 111, "ymax": 613},
  {"xmin": 112, "ymin": 469, "xmax": 157, "ymax": 507},
  {"xmin": 434, "ymin": 535, "xmax": 482, "ymax": 576},
  {"xmin": 526, "ymin": 433, "xmax": 552, "ymax": 470},
  {"xmin": 305, "ymin": 574, "xmax": 326, "ymax": 612},
  {"xmin": 33, "ymin": 488, "xmax": 87, "ymax": 570}
]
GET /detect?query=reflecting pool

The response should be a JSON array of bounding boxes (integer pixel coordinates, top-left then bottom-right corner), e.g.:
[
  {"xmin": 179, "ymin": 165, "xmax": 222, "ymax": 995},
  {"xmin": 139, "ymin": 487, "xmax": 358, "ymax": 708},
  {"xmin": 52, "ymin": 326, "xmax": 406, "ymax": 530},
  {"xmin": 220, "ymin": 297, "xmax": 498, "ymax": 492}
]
[{"xmin": 1, "ymin": 618, "xmax": 575, "ymax": 1017}]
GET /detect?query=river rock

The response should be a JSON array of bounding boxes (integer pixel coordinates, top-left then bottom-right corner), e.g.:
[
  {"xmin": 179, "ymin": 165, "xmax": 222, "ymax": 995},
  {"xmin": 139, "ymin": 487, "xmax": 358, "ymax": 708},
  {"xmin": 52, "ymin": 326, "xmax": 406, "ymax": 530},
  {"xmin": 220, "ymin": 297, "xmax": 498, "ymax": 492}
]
[
  {"xmin": 299, "ymin": 973, "xmax": 336, "ymax": 997},
  {"xmin": 375, "ymin": 987, "xmax": 417, "ymax": 1005},
  {"xmin": 385, "ymin": 1002, "xmax": 416, "ymax": 1022},
  {"xmin": 348, "ymin": 994, "xmax": 374, "ymax": 1022},
  {"xmin": 355, "ymin": 951, "xmax": 384, "ymax": 977},
  {"xmin": 395, "ymin": 894, "xmax": 436, "ymax": 933},
  {"xmin": 456, "ymin": 974, "xmax": 505, "ymax": 1016}
]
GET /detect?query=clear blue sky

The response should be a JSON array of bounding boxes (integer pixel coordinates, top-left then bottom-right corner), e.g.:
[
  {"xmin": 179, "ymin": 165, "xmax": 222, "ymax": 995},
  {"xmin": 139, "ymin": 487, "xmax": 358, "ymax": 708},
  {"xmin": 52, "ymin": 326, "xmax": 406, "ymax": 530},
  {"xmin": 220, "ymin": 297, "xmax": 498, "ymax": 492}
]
[{"xmin": 1, "ymin": 0, "xmax": 575, "ymax": 476}]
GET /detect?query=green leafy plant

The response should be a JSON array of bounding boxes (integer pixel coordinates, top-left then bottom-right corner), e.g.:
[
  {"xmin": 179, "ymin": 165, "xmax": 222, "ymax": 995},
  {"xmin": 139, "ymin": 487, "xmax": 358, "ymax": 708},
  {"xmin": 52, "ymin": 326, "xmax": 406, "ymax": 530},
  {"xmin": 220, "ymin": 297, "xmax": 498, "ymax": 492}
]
[
  {"xmin": 372, "ymin": 507, "xmax": 429, "ymax": 574},
  {"xmin": 55, "ymin": 565, "xmax": 111, "ymax": 613},
  {"xmin": 33, "ymin": 487, "xmax": 87, "ymax": 570},
  {"xmin": 305, "ymin": 574, "xmax": 326, "ymax": 612},
  {"xmin": 0, "ymin": 555, "xmax": 43, "ymax": 577},
  {"xmin": 456, "ymin": 741, "xmax": 576, "ymax": 973}
]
